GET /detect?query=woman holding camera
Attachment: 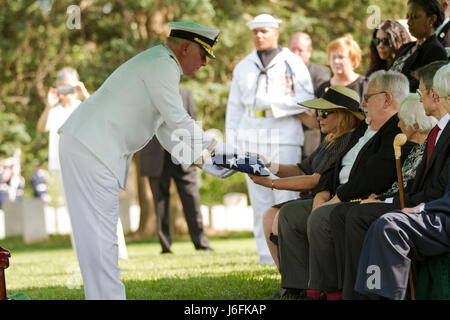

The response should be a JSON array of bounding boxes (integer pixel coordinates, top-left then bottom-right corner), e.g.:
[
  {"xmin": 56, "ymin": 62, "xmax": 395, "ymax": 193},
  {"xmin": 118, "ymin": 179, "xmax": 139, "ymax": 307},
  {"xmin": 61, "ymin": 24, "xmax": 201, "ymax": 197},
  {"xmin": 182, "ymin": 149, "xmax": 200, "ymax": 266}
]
[{"xmin": 37, "ymin": 67, "xmax": 90, "ymax": 206}]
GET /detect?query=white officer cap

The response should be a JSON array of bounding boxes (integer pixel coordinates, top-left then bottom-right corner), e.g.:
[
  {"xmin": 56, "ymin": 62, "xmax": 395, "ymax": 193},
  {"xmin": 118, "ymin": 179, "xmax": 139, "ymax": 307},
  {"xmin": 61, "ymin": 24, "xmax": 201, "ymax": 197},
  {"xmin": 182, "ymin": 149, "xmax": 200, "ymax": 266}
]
[
  {"xmin": 168, "ymin": 21, "xmax": 220, "ymax": 59},
  {"xmin": 246, "ymin": 14, "xmax": 282, "ymax": 30}
]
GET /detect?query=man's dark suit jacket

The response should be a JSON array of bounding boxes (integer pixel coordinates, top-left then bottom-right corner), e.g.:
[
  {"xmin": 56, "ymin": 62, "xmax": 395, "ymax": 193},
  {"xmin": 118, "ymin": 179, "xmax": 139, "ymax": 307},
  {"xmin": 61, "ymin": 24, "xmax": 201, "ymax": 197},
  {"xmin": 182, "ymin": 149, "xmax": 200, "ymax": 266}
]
[
  {"xmin": 314, "ymin": 114, "xmax": 414, "ymax": 202},
  {"xmin": 305, "ymin": 61, "xmax": 331, "ymax": 98},
  {"xmin": 389, "ymin": 121, "xmax": 450, "ymax": 208},
  {"xmin": 437, "ymin": 20, "xmax": 450, "ymax": 49},
  {"xmin": 392, "ymin": 35, "xmax": 447, "ymax": 92},
  {"xmin": 140, "ymin": 87, "xmax": 196, "ymax": 177},
  {"xmin": 424, "ymin": 158, "xmax": 450, "ymax": 216}
]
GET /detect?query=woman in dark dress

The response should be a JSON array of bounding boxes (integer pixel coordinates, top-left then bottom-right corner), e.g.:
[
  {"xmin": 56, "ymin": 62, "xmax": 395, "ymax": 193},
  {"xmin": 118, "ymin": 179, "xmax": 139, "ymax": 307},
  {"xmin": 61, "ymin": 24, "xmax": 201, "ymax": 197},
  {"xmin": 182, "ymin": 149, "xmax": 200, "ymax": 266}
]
[{"xmin": 389, "ymin": 0, "xmax": 447, "ymax": 92}]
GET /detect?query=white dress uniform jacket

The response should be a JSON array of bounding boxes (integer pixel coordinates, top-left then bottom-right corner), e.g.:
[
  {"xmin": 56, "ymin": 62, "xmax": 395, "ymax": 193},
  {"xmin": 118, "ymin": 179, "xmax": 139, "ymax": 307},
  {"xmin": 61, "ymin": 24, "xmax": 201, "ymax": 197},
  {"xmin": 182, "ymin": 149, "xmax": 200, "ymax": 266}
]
[
  {"xmin": 59, "ymin": 44, "xmax": 212, "ymax": 189},
  {"xmin": 225, "ymin": 48, "xmax": 314, "ymax": 147}
]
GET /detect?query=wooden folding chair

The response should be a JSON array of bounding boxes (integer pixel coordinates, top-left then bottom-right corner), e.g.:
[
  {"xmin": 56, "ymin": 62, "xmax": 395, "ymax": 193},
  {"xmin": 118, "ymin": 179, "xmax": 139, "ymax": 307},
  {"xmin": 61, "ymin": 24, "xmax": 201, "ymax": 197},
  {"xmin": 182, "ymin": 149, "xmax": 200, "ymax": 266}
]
[{"xmin": 0, "ymin": 246, "xmax": 11, "ymax": 300}]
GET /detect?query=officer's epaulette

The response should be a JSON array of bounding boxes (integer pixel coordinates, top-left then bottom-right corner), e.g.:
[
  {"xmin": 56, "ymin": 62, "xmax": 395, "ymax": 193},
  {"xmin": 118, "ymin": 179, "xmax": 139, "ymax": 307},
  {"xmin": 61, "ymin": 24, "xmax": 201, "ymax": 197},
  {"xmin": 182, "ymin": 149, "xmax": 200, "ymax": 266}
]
[{"xmin": 169, "ymin": 55, "xmax": 180, "ymax": 68}]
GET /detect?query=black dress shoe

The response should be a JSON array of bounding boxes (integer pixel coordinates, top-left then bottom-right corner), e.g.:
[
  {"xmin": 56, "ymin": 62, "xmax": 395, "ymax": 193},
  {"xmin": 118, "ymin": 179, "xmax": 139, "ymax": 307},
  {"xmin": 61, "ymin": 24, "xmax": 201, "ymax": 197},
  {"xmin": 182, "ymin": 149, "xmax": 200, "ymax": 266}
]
[
  {"xmin": 160, "ymin": 249, "xmax": 173, "ymax": 254},
  {"xmin": 196, "ymin": 247, "xmax": 214, "ymax": 251}
]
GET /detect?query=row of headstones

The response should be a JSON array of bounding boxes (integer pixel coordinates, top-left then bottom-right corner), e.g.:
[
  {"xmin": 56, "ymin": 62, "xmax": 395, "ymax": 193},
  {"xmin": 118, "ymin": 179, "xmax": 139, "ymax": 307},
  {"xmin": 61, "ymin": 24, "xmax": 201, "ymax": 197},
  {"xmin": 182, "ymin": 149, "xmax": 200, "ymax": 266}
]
[
  {"xmin": 119, "ymin": 193, "xmax": 254, "ymax": 232},
  {"xmin": 0, "ymin": 199, "xmax": 69, "ymax": 243},
  {"xmin": 0, "ymin": 193, "xmax": 254, "ymax": 243}
]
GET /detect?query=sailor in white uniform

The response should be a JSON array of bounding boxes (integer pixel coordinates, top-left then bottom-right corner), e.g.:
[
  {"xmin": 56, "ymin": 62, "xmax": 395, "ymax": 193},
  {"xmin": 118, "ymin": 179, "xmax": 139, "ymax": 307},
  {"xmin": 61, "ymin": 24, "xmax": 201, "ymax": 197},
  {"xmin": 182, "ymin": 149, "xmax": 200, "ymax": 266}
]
[{"xmin": 226, "ymin": 14, "xmax": 315, "ymax": 264}]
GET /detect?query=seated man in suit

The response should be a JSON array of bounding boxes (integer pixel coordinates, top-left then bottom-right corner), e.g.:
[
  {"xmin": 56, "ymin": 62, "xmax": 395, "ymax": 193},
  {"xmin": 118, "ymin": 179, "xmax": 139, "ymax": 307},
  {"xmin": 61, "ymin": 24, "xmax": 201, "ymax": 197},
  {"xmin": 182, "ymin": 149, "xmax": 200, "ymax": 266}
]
[
  {"xmin": 140, "ymin": 87, "xmax": 212, "ymax": 254},
  {"xmin": 329, "ymin": 60, "xmax": 450, "ymax": 300},
  {"xmin": 355, "ymin": 157, "xmax": 450, "ymax": 300},
  {"xmin": 276, "ymin": 70, "xmax": 413, "ymax": 299}
]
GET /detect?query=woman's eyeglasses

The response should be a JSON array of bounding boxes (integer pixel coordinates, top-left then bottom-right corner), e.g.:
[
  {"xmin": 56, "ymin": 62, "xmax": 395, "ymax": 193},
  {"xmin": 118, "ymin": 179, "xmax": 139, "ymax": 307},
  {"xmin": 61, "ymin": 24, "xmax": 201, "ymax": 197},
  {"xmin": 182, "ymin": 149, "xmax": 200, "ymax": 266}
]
[
  {"xmin": 317, "ymin": 110, "xmax": 335, "ymax": 119},
  {"xmin": 372, "ymin": 37, "xmax": 391, "ymax": 47}
]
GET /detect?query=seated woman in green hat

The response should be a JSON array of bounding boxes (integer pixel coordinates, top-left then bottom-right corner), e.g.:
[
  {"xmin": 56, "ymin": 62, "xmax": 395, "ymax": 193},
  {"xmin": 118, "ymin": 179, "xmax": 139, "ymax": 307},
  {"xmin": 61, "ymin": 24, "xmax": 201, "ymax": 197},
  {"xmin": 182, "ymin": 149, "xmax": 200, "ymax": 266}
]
[{"xmin": 248, "ymin": 85, "xmax": 364, "ymax": 273}]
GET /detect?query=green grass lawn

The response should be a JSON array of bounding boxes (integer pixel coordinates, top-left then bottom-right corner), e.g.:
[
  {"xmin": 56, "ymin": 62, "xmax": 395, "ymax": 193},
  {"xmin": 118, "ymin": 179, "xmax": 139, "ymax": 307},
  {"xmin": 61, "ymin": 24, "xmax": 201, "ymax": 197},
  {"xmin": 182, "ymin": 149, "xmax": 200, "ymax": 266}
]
[{"xmin": 2, "ymin": 233, "xmax": 281, "ymax": 300}]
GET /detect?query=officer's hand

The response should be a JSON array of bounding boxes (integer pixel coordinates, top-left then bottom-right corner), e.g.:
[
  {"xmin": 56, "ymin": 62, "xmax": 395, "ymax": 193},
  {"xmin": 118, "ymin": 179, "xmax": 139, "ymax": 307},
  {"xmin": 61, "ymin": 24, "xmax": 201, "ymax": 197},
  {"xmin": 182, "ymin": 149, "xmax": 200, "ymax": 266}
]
[{"xmin": 202, "ymin": 164, "xmax": 236, "ymax": 179}]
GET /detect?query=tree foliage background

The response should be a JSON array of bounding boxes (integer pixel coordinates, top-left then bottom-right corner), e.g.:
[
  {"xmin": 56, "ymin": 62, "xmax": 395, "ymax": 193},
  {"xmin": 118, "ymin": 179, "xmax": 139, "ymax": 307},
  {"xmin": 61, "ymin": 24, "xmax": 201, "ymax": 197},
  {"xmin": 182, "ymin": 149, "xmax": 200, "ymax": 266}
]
[{"xmin": 1, "ymin": 0, "xmax": 407, "ymax": 203}]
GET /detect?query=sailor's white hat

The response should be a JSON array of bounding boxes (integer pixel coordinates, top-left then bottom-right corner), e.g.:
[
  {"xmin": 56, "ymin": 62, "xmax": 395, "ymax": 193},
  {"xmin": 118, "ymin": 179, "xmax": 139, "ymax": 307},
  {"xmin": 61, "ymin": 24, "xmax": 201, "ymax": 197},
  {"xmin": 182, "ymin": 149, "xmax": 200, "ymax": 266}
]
[{"xmin": 246, "ymin": 14, "xmax": 282, "ymax": 30}]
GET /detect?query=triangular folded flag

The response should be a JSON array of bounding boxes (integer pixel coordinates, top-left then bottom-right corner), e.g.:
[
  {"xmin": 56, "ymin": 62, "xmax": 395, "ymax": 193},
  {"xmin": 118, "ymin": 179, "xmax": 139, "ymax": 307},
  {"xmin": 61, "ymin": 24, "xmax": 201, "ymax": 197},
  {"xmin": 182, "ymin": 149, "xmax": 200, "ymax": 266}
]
[{"xmin": 211, "ymin": 152, "xmax": 271, "ymax": 176}]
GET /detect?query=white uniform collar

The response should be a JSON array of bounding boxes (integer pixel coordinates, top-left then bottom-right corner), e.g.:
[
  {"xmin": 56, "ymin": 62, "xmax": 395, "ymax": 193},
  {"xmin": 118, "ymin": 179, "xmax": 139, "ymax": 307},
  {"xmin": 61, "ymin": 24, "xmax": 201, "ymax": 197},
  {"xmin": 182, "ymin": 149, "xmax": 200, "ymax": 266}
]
[
  {"xmin": 162, "ymin": 44, "xmax": 184, "ymax": 75},
  {"xmin": 249, "ymin": 47, "xmax": 287, "ymax": 69}
]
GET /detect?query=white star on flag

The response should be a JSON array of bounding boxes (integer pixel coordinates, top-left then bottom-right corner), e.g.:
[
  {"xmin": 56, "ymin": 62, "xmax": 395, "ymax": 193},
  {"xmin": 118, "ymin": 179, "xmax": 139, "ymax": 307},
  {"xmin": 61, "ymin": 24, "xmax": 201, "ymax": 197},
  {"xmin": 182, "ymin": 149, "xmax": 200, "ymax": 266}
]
[
  {"xmin": 227, "ymin": 156, "xmax": 238, "ymax": 168},
  {"xmin": 250, "ymin": 163, "xmax": 262, "ymax": 174}
]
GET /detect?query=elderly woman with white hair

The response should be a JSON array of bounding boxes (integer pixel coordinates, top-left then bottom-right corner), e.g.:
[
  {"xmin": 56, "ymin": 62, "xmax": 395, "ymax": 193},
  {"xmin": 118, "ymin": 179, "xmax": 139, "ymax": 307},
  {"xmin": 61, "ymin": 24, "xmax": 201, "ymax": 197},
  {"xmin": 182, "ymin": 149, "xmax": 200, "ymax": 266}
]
[{"xmin": 365, "ymin": 93, "xmax": 437, "ymax": 200}]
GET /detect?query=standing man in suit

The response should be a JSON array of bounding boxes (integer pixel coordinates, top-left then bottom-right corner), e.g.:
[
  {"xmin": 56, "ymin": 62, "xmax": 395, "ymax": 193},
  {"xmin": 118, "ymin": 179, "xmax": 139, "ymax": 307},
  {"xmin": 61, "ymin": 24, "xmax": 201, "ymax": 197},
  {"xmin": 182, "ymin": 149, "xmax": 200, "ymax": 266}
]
[
  {"xmin": 329, "ymin": 60, "xmax": 450, "ymax": 299},
  {"xmin": 140, "ymin": 87, "xmax": 212, "ymax": 254},
  {"xmin": 58, "ymin": 22, "xmax": 237, "ymax": 300},
  {"xmin": 288, "ymin": 32, "xmax": 331, "ymax": 98}
]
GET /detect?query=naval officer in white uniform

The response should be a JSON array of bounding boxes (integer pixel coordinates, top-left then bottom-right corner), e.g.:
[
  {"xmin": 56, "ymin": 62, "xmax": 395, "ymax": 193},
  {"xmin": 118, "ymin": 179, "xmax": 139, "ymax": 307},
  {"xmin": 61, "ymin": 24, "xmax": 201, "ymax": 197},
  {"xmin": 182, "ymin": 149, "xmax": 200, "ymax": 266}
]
[
  {"xmin": 226, "ymin": 14, "xmax": 315, "ymax": 264},
  {"xmin": 58, "ymin": 22, "xmax": 235, "ymax": 300}
]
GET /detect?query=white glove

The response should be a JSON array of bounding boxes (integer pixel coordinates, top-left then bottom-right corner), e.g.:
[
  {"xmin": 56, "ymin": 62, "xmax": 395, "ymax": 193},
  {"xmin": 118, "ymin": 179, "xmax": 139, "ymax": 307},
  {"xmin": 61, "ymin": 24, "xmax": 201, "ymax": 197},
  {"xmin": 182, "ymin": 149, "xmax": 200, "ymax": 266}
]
[{"xmin": 202, "ymin": 163, "xmax": 237, "ymax": 179}]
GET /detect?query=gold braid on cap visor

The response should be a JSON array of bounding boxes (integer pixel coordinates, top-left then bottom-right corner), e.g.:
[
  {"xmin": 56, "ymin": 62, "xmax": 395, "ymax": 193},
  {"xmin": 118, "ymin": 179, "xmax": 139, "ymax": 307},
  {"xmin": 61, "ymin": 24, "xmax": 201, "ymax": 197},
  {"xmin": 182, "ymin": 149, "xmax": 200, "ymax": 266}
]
[{"xmin": 194, "ymin": 37, "xmax": 215, "ymax": 58}]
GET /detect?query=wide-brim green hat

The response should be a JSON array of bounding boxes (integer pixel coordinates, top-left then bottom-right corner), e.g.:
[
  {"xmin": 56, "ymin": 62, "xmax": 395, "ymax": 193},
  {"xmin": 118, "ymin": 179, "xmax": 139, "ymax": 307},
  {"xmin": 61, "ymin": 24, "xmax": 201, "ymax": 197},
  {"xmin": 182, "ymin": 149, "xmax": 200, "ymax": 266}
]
[{"xmin": 298, "ymin": 85, "xmax": 365, "ymax": 121}]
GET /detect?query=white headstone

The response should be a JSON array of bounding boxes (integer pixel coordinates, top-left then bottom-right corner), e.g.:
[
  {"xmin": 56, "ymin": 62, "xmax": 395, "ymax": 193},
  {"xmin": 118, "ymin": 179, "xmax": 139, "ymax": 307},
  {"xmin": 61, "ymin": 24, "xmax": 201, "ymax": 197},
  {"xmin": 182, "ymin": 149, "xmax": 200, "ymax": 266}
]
[
  {"xmin": 0, "ymin": 210, "xmax": 5, "ymax": 239},
  {"xmin": 129, "ymin": 204, "xmax": 140, "ymax": 233},
  {"xmin": 44, "ymin": 205, "xmax": 57, "ymax": 234},
  {"xmin": 200, "ymin": 205, "xmax": 210, "ymax": 226},
  {"xmin": 221, "ymin": 193, "xmax": 253, "ymax": 231},
  {"xmin": 223, "ymin": 193, "xmax": 248, "ymax": 207},
  {"xmin": 3, "ymin": 201, "xmax": 23, "ymax": 237},
  {"xmin": 211, "ymin": 205, "xmax": 227, "ymax": 230},
  {"xmin": 23, "ymin": 198, "xmax": 49, "ymax": 243},
  {"xmin": 117, "ymin": 218, "xmax": 128, "ymax": 260},
  {"xmin": 56, "ymin": 206, "xmax": 72, "ymax": 235},
  {"xmin": 226, "ymin": 206, "xmax": 253, "ymax": 231},
  {"xmin": 119, "ymin": 197, "xmax": 131, "ymax": 233}
]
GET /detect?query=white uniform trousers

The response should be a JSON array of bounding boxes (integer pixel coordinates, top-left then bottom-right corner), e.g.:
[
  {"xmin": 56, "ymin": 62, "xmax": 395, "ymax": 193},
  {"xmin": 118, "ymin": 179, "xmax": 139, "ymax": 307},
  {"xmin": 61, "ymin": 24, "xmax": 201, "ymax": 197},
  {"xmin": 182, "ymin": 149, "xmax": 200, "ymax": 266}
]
[
  {"xmin": 242, "ymin": 143, "xmax": 301, "ymax": 264},
  {"xmin": 59, "ymin": 133, "xmax": 126, "ymax": 300}
]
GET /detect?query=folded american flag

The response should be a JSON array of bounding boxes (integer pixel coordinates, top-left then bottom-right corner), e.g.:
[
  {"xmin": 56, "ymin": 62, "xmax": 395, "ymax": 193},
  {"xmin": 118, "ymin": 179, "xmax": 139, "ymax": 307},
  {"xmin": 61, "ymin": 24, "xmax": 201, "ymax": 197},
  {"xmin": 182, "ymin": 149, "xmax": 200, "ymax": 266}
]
[{"xmin": 211, "ymin": 152, "xmax": 271, "ymax": 176}]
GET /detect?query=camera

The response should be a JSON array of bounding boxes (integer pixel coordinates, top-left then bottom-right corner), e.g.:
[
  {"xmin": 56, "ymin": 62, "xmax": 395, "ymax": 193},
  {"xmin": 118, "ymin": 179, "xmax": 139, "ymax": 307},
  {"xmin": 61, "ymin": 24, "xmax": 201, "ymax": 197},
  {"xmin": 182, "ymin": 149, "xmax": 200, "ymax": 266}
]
[{"xmin": 57, "ymin": 85, "xmax": 75, "ymax": 95}]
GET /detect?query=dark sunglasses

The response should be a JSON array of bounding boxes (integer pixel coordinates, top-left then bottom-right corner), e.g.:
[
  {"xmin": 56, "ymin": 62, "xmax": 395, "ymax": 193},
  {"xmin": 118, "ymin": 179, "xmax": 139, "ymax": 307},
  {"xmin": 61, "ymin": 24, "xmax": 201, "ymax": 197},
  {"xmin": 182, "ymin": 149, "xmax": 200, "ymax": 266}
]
[
  {"xmin": 317, "ymin": 110, "xmax": 336, "ymax": 119},
  {"xmin": 372, "ymin": 37, "xmax": 391, "ymax": 47}
]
